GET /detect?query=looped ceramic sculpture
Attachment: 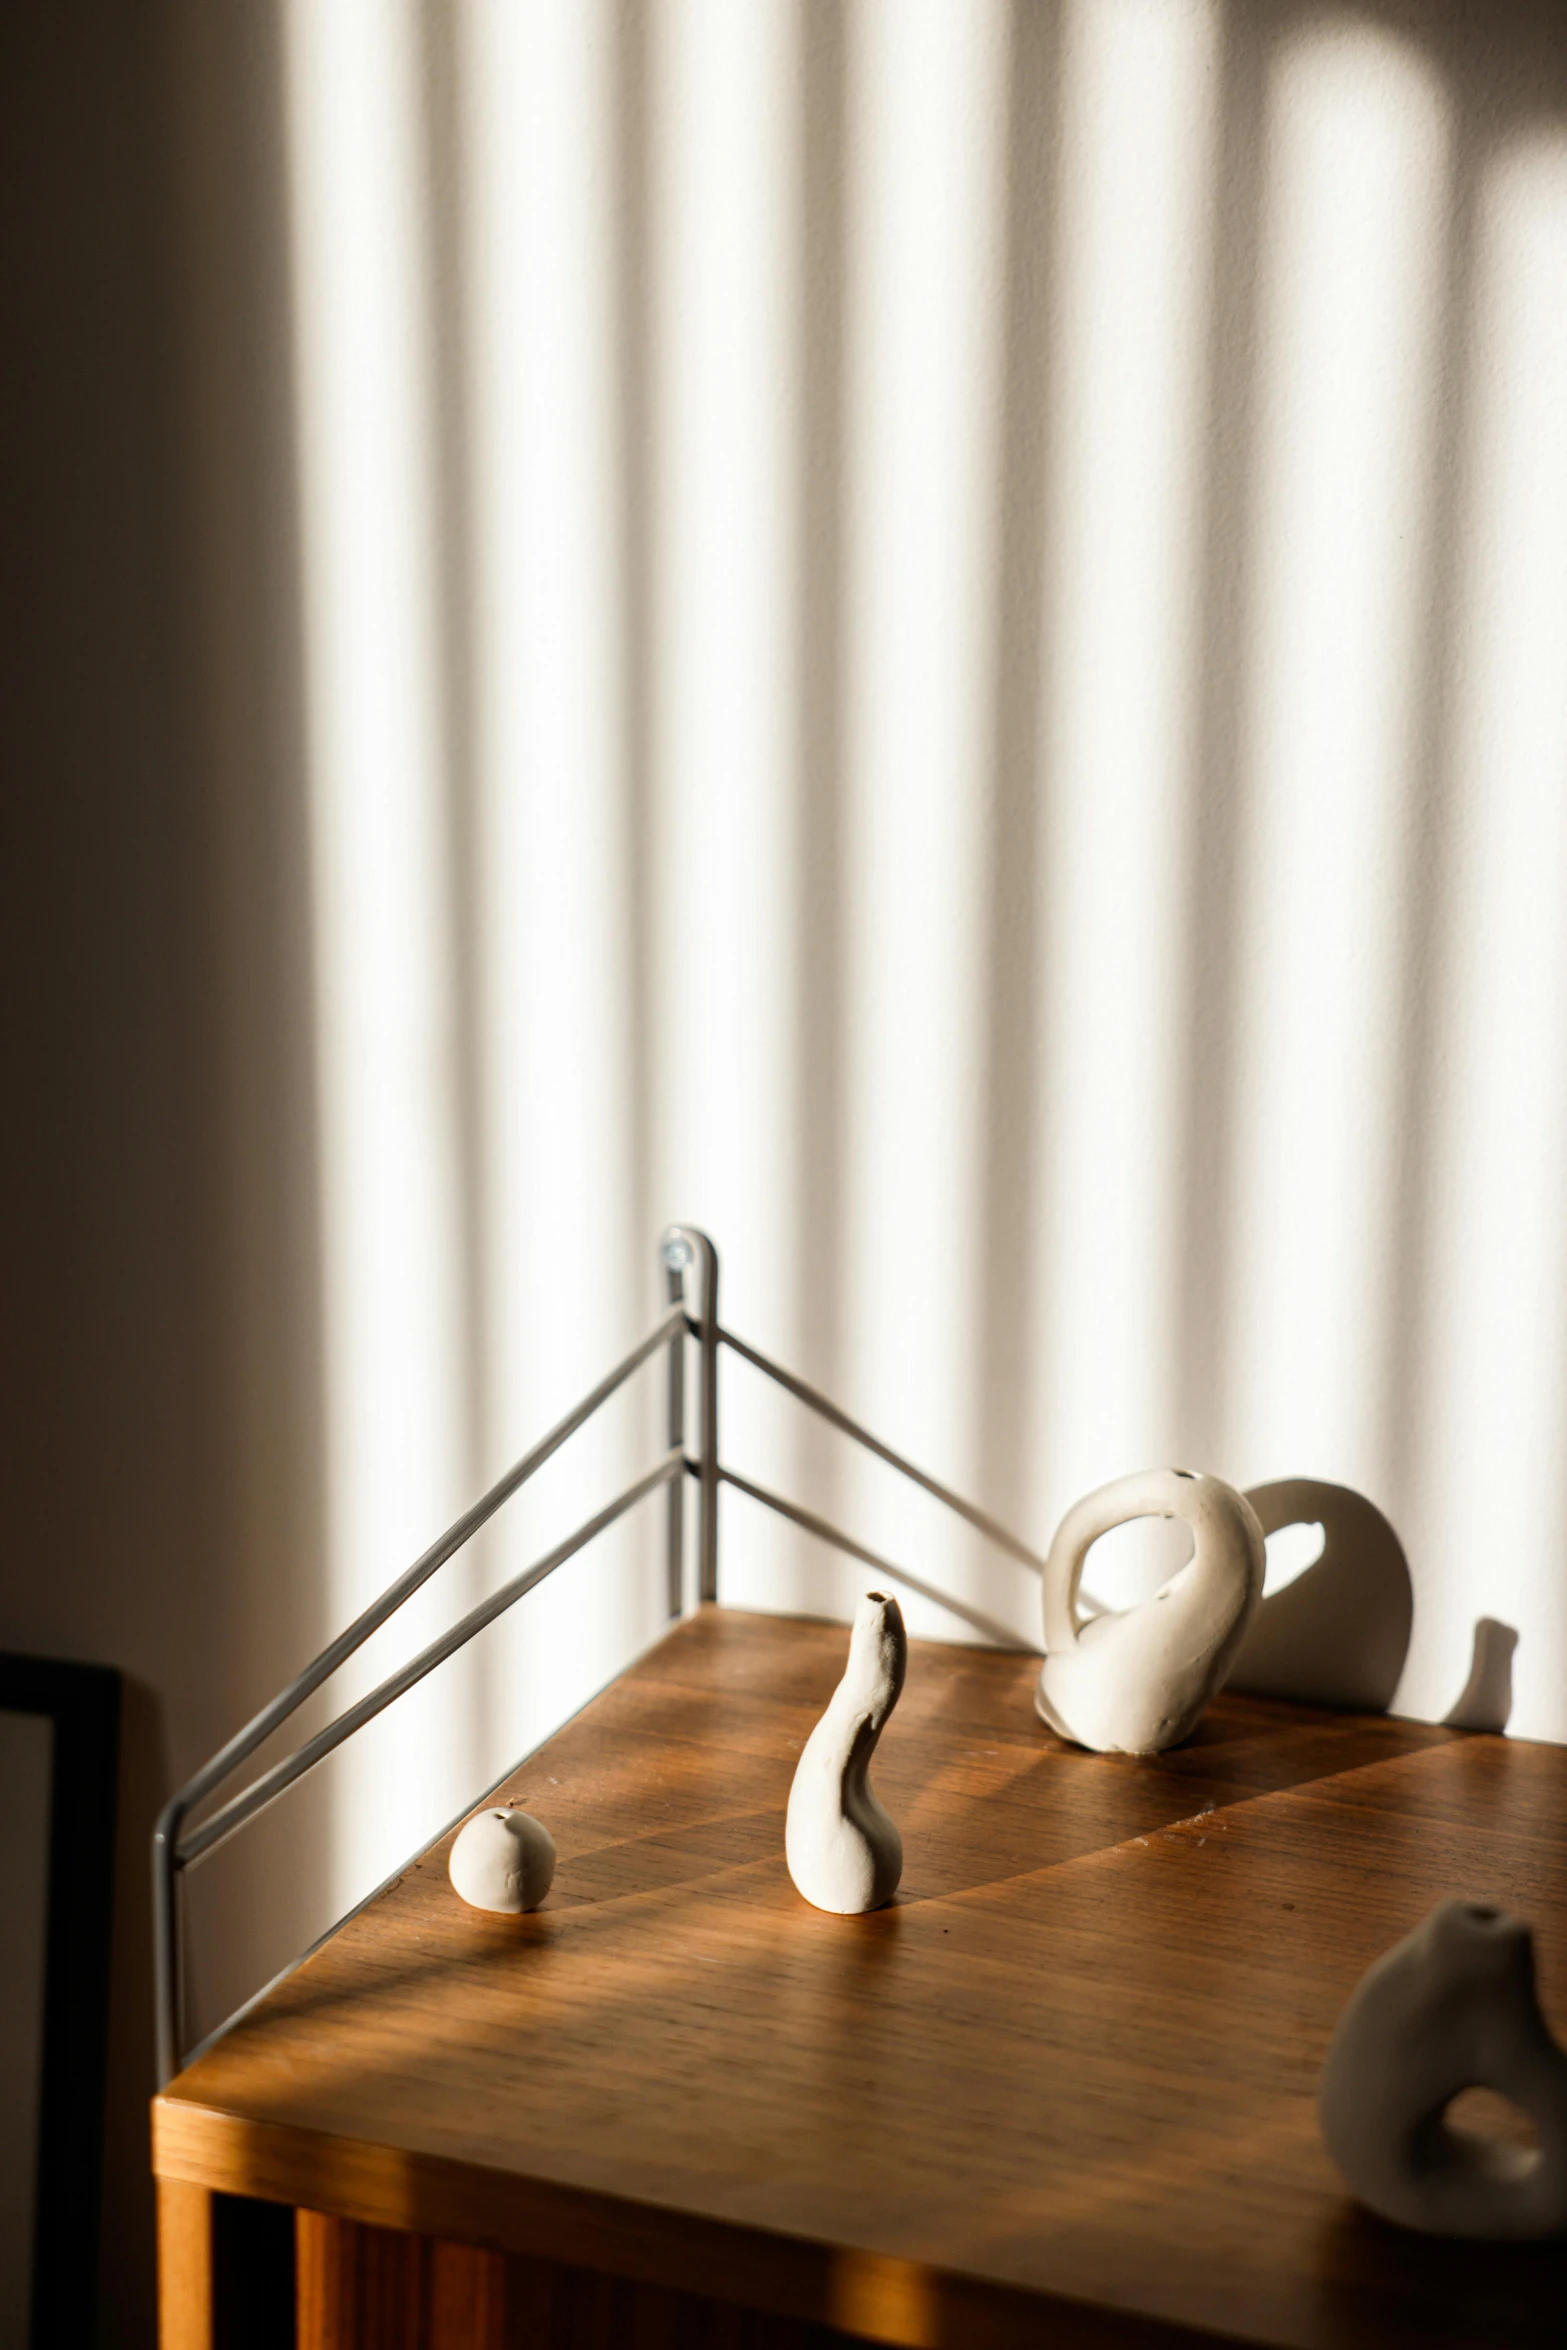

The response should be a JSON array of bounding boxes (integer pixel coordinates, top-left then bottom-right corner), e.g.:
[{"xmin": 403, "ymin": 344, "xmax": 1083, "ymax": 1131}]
[
  {"xmin": 785, "ymin": 1591, "xmax": 906, "ymax": 1915},
  {"xmin": 1035, "ymin": 1468, "xmax": 1264, "ymax": 1754},
  {"xmin": 1319, "ymin": 1898, "xmax": 1567, "ymax": 2237},
  {"xmin": 449, "ymin": 1806, "xmax": 557, "ymax": 1914}
]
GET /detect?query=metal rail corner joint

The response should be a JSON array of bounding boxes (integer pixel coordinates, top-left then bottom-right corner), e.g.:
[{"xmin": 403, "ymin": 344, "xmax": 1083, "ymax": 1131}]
[{"xmin": 153, "ymin": 1225, "xmax": 1043, "ymax": 2086}]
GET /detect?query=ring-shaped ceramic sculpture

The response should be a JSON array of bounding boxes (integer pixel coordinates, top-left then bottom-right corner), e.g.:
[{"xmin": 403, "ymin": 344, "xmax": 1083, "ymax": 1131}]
[
  {"xmin": 785, "ymin": 1591, "xmax": 906, "ymax": 1915},
  {"xmin": 1035, "ymin": 1468, "xmax": 1264, "ymax": 1754},
  {"xmin": 1319, "ymin": 1898, "xmax": 1567, "ymax": 2237}
]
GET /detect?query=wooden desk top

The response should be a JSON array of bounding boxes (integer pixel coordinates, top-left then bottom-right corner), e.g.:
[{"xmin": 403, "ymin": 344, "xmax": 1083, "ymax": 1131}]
[{"xmin": 154, "ymin": 1607, "xmax": 1567, "ymax": 2348}]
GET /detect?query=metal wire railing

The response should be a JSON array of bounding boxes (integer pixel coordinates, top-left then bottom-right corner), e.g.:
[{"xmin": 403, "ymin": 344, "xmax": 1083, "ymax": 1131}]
[{"xmin": 154, "ymin": 1223, "xmax": 1042, "ymax": 2084}]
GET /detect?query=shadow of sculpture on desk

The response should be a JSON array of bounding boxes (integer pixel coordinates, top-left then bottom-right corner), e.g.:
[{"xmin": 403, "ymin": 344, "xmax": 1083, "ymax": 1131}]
[
  {"xmin": 1443, "ymin": 1617, "xmax": 1518, "ymax": 1735},
  {"xmin": 1227, "ymin": 1479, "xmax": 1413, "ymax": 1713}
]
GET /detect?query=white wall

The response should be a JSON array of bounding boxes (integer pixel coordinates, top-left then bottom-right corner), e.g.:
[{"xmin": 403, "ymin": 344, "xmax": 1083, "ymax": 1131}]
[{"xmin": 5, "ymin": 3, "xmax": 1567, "ymax": 2338}]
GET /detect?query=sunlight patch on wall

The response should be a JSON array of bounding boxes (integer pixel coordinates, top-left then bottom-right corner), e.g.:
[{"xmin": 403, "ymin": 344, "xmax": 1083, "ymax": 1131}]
[
  {"xmin": 283, "ymin": 0, "xmax": 475, "ymax": 1911},
  {"xmin": 1261, "ymin": 1515, "xmax": 1326, "ymax": 1598},
  {"xmin": 1222, "ymin": 20, "xmax": 1450, "ymax": 1500},
  {"xmin": 457, "ymin": 0, "xmax": 650, "ymax": 1754},
  {"xmin": 840, "ymin": 0, "xmax": 1010, "ymax": 1634},
  {"xmin": 269, "ymin": 0, "xmax": 1567, "ymax": 1791},
  {"xmin": 1402, "ymin": 130, "xmax": 1567, "ymax": 1743},
  {"xmin": 646, "ymin": 0, "xmax": 806, "ymax": 1612},
  {"xmin": 1030, "ymin": 0, "xmax": 1220, "ymax": 1562}
]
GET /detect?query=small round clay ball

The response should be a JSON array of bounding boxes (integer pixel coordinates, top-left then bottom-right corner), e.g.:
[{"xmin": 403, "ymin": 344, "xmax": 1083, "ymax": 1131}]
[{"xmin": 448, "ymin": 1807, "xmax": 556, "ymax": 1914}]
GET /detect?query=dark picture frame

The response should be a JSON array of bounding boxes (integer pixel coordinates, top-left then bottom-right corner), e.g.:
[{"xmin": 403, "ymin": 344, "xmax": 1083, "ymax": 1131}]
[{"xmin": 0, "ymin": 1655, "xmax": 120, "ymax": 2350}]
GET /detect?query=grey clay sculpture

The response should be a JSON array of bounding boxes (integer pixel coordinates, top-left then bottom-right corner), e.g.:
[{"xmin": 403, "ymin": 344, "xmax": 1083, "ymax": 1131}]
[
  {"xmin": 1319, "ymin": 1898, "xmax": 1567, "ymax": 2236},
  {"xmin": 448, "ymin": 1805, "xmax": 557, "ymax": 1914},
  {"xmin": 1036, "ymin": 1468, "xmax": 1265, "ymax": 1753},
  {"xmin": 785, "ymin": 1591, "xmax": 906, "ymax": 1915}
]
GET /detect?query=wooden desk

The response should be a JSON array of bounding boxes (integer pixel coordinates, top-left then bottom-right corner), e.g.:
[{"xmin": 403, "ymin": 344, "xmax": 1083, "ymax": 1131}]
[{"xmin": 153, "ymin": 1607, "xmax": 1567, "ymax": 2347}]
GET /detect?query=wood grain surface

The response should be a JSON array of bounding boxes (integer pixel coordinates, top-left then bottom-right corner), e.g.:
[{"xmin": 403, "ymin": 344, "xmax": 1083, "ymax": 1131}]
[
  {"xmin": 295, "ymin": 2209, "xmax": 851, "ymax": 2348},
  {"xmin": 154, "ymin": 1607, "xmax": 1567, "ymax": 2347},
  {"xmin": 158, "ymin": 2180, "xmax": 215, "ymax": 2350}
]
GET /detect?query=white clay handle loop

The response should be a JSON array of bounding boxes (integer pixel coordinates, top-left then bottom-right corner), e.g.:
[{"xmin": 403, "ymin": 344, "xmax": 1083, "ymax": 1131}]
[
  {"xmin": 1041, "ymin": 1468, "xmax": 1240, "ymax": 1653},
  {"xmin": 1041, "ymin": 1473, "xmax": 1186, "ymax": 1652}
]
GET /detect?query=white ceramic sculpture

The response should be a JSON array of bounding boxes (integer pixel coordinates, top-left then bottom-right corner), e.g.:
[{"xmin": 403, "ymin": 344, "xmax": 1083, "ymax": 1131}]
[
  {"xmin": 785, "ymin": 1591, "xmax": 906, "ymax": 1915},
  {"xmin": 1035, "ymin": 1468, "xmax": 1265, "ymax": 1754},
  {"xmin": 1319, "ymin": 1899, "xmax": 1567, "ymax": 2237},
  {"xmin": 448, "ymin": 1806, "xmax": 557, "ymax": 1915}
]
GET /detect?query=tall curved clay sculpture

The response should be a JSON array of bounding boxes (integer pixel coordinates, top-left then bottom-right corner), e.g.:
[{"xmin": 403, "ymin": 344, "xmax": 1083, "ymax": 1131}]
[
  {"xmin": 1035, "ymin": 1468, "xmax": 1264, "ymax": 1753},
  {"xmin": 786, "ymin": 1591, "xmax": 906, "ymax": 1915},
  {"xmin": 1319, "ymin": 1898, "xmax": 1567, "ymax": 2237},
  {"xmin": 449, "ymin": 1806, "xmax": 557, "ymax": 1914}
]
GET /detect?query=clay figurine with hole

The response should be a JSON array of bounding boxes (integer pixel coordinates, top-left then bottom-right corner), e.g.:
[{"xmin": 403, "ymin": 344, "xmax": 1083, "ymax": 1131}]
[
  {"xmin": 786, "ymin": 1591, "xmax": 906, "ymax": 1915},
  {"xmin": 1035, "ymin": 1468, "xmax": 1264, "ymax": 1753},
  {"xmin": 1319, "ymin": 1897, "xmax": 1567, "ymax": 2236},
  {"xmin": 449, "ymin": 1806, "xmax": 556, "ymax": 1914}
]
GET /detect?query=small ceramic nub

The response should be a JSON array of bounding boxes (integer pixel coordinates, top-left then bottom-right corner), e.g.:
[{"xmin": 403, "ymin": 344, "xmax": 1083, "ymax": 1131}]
[
  {"xmin": 785, "ymin": 1591, "xmax": 906, "ymax": 1915},
  {"xmin": 1319, "ymin": 1898, "xmax": 1567, "ymax": 2237},
  {"xmin": 449, "ymin": 1806, "xmax": 557, "ymax": 1915}
]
